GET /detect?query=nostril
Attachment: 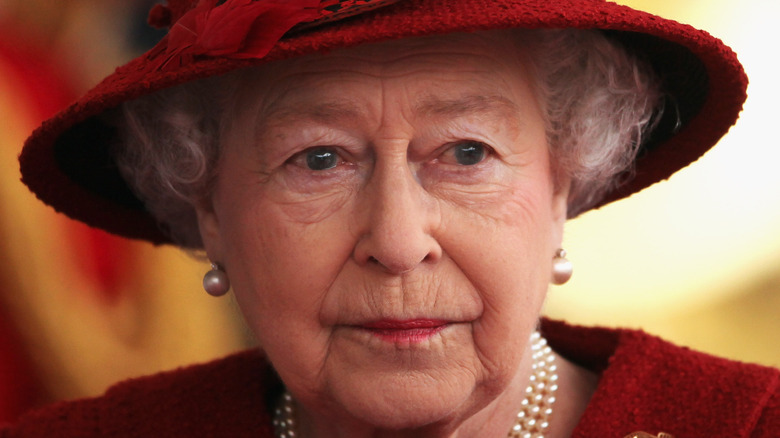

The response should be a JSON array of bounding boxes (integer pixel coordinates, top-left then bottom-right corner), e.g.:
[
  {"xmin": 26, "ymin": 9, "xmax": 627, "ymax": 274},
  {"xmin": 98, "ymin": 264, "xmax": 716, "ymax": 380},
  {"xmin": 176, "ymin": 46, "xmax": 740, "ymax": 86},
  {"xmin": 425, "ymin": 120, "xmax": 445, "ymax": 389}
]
[{"xmin": 364, "ymin": 252, "xmax": 437, "ymax": 274}]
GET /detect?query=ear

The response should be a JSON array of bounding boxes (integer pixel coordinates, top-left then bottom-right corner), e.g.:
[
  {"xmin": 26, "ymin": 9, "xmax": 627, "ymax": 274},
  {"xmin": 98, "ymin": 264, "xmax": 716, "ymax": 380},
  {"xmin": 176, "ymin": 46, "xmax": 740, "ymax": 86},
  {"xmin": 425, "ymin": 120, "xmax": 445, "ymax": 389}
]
[{"xmin": 195, "ymin": 197, "xmax": 224, "ymax": 263}]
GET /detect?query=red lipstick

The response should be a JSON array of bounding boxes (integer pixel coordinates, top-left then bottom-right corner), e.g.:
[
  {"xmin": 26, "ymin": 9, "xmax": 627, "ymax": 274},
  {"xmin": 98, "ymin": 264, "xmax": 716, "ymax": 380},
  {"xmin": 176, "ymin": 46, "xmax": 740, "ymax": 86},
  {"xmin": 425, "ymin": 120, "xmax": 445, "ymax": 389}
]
[{"xmin": 360, "ymin": 319, "xmax": 448, "ymax": 343}]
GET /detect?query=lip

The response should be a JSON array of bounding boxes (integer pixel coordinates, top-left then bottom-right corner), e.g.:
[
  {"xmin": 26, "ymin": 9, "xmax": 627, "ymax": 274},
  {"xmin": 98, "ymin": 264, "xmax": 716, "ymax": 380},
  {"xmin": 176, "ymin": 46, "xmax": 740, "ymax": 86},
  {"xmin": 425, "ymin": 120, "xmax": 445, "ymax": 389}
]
[{"xmin": 358, "ymin": 319, "xmax": 449, "ymax": 343}]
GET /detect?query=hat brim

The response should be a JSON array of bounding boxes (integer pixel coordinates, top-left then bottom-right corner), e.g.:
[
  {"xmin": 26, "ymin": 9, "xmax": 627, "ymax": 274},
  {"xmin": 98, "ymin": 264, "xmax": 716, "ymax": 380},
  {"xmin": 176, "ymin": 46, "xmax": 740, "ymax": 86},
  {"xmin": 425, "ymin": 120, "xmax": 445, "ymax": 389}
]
[{"xmin": 19, "ymin": 0, "xmax": 747, "ymax": 246}]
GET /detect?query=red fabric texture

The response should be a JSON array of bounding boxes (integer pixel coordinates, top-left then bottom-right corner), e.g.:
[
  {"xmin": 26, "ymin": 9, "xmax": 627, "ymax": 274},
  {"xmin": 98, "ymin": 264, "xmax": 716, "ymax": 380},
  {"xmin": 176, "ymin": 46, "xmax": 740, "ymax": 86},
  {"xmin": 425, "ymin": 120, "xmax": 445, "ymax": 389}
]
[
  {"xmin": 155, "ymin": 0, "xmax": 320, "ymax": 70},
  {"xmin": 2, "ymin": 321, "xmax": 777, "ymax": 437},
  {"xmin": 18, "ymin": 0, "xmax": 748, "ymax": 246}
]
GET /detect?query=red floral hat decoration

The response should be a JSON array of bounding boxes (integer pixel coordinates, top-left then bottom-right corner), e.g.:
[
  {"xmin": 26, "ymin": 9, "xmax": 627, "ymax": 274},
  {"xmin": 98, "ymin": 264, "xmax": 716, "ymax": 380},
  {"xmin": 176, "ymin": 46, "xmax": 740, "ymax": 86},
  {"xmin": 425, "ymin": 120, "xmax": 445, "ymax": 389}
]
[{"xmin": 19, "ymin": 0, "xmax": 747, "ymax": 245}]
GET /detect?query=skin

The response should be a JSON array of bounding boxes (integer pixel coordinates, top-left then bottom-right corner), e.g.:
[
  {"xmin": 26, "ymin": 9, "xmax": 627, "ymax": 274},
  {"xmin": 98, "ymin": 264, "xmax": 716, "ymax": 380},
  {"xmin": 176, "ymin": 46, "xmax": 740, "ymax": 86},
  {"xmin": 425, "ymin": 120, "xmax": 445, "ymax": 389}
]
[{"xmin": 196, "ymin": 32, "xmax": 592, "ymax": 437}]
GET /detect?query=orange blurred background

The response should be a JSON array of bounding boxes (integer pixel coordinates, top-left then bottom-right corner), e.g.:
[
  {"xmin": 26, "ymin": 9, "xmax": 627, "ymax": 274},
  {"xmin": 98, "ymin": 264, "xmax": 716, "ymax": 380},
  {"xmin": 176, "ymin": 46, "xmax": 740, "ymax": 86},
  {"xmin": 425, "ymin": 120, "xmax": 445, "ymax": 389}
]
[
  {"xmin": 0, "ymin": 0, "xmax": 777, "ymax": 424},
  {"xmin": 0, "ymin": 0, "xmax": 249, "ymax": 422},
  {"xmin": 545, "ymin": 0, "xmax": 780, "ymax": 368}
]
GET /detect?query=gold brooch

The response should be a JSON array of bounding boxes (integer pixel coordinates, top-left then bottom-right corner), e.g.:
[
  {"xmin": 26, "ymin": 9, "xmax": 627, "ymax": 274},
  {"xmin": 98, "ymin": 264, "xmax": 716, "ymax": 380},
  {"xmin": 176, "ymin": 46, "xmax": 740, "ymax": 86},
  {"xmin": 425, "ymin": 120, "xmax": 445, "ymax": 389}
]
[{"xmin": 624, "ymin": 433, "xmax": 675, "ymax": 438}]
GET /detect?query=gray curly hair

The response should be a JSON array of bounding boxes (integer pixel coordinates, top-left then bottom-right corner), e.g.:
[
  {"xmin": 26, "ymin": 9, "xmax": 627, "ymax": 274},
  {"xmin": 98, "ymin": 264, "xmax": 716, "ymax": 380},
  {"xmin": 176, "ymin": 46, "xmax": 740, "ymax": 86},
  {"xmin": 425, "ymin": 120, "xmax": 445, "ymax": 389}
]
[{"xmin": 112, "ymin": 29, "xmax": 662, "ymax": 248}]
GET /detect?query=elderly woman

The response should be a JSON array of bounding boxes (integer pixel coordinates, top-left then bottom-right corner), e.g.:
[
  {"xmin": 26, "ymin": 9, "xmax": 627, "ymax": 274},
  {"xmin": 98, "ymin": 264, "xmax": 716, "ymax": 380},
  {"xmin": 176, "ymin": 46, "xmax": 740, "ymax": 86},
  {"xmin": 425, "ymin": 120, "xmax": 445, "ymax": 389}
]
[{"xmin": 7, "ymin": 0, "xmax": 779, "ymax": 437}]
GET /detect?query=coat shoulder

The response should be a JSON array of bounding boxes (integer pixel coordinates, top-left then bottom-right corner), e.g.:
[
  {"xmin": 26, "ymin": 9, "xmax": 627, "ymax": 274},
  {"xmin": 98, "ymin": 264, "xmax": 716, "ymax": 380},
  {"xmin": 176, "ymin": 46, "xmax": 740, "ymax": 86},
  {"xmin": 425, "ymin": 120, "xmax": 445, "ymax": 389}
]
[
  {"xmin": 0, "ymin": 349, "xmax": 277, "ymax": 437},
  {"xmin": 543, "ymin": 320, "xmax": 780, "ymax": 438}
]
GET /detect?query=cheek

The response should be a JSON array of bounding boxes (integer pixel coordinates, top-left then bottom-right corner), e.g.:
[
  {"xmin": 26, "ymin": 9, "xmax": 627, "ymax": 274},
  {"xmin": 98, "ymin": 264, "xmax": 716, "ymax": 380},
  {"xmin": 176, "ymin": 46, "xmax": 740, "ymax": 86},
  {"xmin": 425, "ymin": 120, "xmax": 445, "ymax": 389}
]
[
  {"xmin": 224, "ymin": 203, "xmax": 354, "ymax": 315},
  {"xmin": 219, "ymin": 201, "xmax": 359, "ymax": 392},
  {"xmin": 439, "ymin": 163, "xmax": 555, "ymax": 283},
  {"xmin": 212, "ymin": 176, "xmax": 357, "ymax": 346},
  {"xmin": 436, "ymin": 171, "xmax": 555, "ymax": 369},
  {"xmin": 212, "ymin": 148, "xmax": 357, "ymax": 299}
]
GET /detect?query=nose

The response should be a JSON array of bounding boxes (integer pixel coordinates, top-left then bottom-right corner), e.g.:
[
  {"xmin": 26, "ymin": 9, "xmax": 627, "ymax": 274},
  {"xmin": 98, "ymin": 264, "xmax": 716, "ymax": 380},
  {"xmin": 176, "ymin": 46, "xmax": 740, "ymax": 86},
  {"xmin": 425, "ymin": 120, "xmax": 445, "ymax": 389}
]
[{"xmin": 352, "ymin": 154, "xmax": 442, "ymax": 274}]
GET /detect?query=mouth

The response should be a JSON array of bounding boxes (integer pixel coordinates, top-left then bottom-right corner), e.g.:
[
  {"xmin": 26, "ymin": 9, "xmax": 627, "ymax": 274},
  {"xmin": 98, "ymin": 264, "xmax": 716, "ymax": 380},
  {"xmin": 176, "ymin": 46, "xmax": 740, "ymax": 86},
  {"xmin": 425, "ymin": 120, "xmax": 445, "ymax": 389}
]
[{"xmin": 358, "ymin": 319, "xmax": 449, "ymax": 343}]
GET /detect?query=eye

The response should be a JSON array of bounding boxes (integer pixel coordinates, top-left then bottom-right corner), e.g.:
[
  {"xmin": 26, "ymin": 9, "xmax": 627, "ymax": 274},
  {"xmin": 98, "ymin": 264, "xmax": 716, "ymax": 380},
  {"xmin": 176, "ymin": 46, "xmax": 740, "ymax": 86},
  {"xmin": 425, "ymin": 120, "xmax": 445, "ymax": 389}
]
[
  {"xmin": 441, "ymin": 141, "xmax": 489, "ymax": 166},
  {"xmin": 301, "ymin": 147, "xmax": 341, "ymax": 171}
]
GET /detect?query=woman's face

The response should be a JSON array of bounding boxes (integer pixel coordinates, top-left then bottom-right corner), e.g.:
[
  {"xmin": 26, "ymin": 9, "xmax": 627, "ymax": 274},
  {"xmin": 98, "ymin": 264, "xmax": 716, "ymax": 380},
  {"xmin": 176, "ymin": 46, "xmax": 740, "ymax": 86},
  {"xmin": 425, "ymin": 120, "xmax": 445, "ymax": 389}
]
[{"xmin": 197, "ymin": 32, "xmax": 569, "ymax": 433}]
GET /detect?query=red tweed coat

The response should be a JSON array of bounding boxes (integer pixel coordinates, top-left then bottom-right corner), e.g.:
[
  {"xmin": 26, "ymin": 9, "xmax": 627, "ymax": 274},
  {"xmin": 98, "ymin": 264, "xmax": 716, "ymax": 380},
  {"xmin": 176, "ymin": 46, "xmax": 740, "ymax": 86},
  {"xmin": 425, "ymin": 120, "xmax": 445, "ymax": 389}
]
[{"xmin": 2, "ymin": 320, "xmax": 778, "ymax": 437}]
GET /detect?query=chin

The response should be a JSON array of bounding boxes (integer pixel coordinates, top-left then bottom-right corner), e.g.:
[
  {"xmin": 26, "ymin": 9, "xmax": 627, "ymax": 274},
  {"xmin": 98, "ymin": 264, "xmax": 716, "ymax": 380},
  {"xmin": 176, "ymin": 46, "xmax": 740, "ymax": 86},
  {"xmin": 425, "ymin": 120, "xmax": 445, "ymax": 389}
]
[
  {"xmin": 326, "ymin": 372, "xmax": 485, "ymax": 432},
  {"xmin": 344, "ymin": 399, "xmax": 460, "ymax": 432}
]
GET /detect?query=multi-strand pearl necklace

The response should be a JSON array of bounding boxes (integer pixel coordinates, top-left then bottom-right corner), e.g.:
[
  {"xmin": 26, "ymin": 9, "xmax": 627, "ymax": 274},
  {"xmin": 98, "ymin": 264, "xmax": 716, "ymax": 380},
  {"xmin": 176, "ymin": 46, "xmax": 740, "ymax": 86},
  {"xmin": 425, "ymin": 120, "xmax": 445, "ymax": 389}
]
[
  {"xmin": 507, "ymin": 331, "xmax": 558, "ymax": 438},
  {"xmin": 273, "ymin": 331, "xmax": 558, "ymax": 438}
]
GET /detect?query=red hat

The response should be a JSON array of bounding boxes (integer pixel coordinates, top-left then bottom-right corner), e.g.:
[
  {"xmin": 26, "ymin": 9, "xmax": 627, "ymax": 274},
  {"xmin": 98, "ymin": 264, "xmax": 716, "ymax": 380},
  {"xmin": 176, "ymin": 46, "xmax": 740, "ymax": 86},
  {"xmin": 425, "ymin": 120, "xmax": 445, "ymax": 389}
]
[{"xmin": 19, "ymin": 0, "xmax": 747, "ymax": 245}]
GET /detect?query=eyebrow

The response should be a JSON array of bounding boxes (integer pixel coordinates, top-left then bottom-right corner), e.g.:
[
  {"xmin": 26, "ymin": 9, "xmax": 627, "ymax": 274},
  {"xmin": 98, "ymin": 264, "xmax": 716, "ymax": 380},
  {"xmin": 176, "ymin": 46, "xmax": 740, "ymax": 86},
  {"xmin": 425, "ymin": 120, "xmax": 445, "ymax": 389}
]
[
  {"xmin": 261, "ymin": 100, "xmax": 364, "ymax": 128},
  {"xmin": 258, "ymin": 93, "xmax": 521, "ymax": 132},
  {"xmin": 413, "ymin": 94, "xmax": 521, "ymax": 120}
]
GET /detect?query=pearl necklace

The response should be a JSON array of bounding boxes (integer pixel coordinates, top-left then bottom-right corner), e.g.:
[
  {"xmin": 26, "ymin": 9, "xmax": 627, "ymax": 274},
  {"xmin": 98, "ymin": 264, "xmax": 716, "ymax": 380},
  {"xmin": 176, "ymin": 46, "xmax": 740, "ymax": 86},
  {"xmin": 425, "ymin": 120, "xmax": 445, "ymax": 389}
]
[
  {"xmin": 273, "ymin": 331, "xmax": 558, "ymax": 438},
  {"xmin": 508, "ymin": 331, "xmax": 558, "ymax": 438}
]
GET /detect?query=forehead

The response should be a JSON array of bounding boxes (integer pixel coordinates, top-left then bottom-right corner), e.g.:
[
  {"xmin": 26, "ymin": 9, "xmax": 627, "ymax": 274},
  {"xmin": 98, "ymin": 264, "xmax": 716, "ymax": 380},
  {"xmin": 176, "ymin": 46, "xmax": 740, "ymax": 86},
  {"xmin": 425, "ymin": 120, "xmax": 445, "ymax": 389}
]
[{"xmin": 230, "ymin": 31, "xmax": 539, "ymax": 121}]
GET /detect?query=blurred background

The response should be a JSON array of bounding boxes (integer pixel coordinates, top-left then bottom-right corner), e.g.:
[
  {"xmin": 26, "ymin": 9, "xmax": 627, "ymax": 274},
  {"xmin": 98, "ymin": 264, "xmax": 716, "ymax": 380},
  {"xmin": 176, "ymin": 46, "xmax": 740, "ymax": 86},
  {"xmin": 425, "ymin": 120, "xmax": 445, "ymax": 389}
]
[{"xmin": 0, "ymin": 0, "xmax": 777, "ymax": 424}]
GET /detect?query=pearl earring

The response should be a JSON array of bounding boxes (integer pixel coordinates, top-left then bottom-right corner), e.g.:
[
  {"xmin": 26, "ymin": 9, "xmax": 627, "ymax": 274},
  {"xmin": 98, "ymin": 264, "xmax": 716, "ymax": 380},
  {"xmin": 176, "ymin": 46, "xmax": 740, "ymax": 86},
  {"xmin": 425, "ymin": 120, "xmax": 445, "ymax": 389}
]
[
  {"xmin": 203, "ymin": 262, "xmax": 231, "ymax": 297},
  {"xmin": 551, "ymin": 249, "xmax": 573, "ymax": 285}
]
